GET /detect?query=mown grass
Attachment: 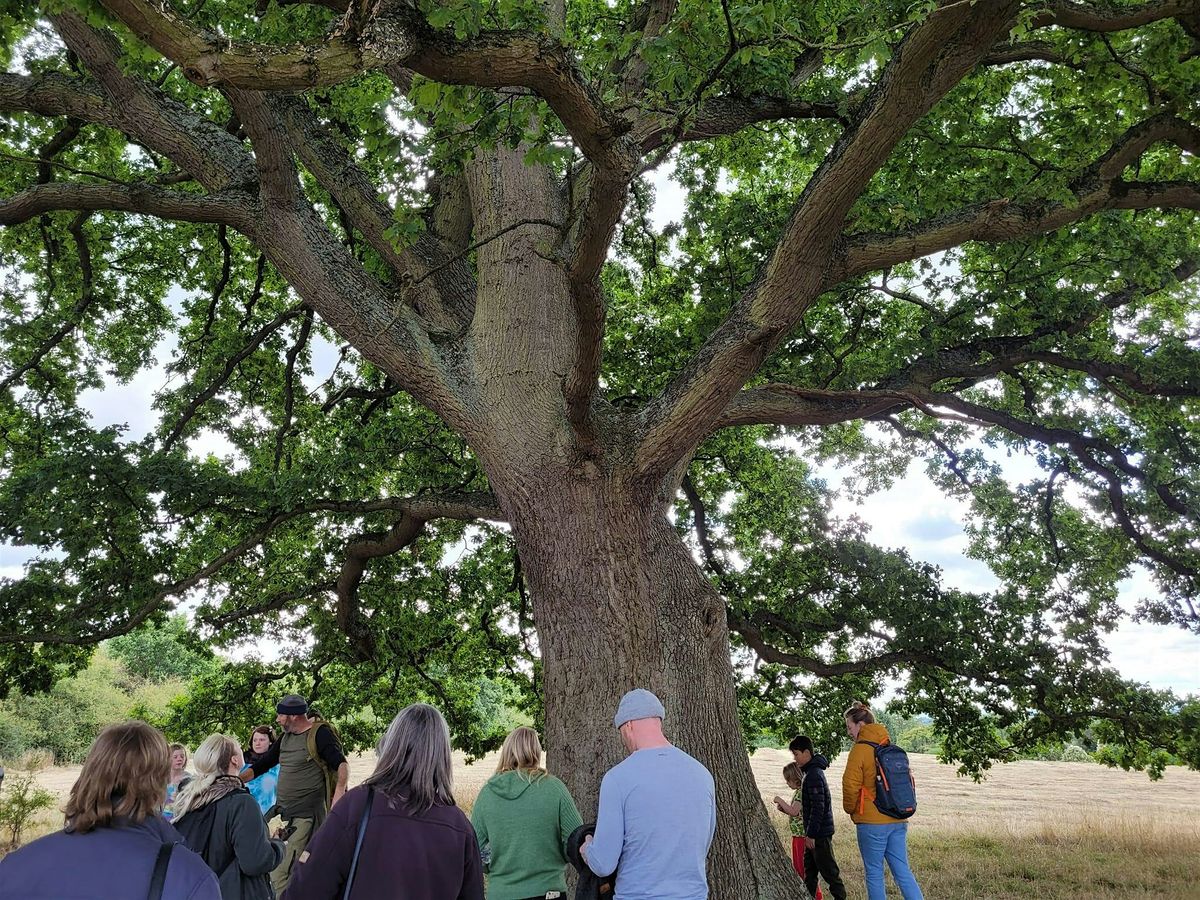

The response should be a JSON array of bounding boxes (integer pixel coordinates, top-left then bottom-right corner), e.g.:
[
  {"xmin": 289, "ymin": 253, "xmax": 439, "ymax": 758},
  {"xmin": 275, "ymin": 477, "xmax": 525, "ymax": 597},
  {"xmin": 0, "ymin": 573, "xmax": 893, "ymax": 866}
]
[
  {"xmin": 13, "ymin": 747, "xmax": 1200, "ymax": 898},
  {"xmin": 752, "ymin": 748, "xmax": 1200, "ymax": 900},
  {"xmin": 757, "ymin": 814, "xmax": 1200, "ymax": 899}
]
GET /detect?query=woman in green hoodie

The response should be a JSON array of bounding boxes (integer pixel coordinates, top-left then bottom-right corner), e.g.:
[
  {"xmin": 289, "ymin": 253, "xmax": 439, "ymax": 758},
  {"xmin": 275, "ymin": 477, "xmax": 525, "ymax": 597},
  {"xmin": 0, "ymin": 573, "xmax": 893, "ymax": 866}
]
[{"xmin": 471, "ymin": 726, "xmax": 583, "ymax": 900}]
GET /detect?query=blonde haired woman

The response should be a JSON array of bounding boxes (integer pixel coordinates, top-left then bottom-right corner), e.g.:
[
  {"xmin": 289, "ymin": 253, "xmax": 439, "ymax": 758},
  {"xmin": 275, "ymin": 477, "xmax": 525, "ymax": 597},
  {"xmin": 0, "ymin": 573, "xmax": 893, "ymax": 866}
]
[
  {"xmin": 173, "ymin": 734, "xmax": 283, "ymax": 900},
  {"xmin": 0, "ymin": 721, "xmax": 219, "ymax": 900},
  {"xmin": 471, "ymin": 726, "xmax": 582, "ymax": 900},
  {"xmin": 164, "ymin": 742, "xmax": 192, "ymax": 821}
]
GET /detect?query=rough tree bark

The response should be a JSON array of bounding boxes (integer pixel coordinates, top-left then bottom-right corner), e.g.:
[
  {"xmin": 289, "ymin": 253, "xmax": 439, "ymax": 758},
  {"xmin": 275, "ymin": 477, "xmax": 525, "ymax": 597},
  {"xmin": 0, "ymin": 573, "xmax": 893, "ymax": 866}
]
[
  {"xmin": 514, "ymin": 479, "xmax": 800, "ymax": 896},
  {"xmin": 457, "ymin": 142, "xmax": 803, "ymax": 896}
]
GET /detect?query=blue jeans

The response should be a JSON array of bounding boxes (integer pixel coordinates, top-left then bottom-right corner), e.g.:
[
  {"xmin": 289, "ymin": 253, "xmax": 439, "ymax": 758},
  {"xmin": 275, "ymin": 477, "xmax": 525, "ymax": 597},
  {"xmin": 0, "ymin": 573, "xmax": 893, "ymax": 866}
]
[{"xmin": 855, "ymin": 823, "xmax": 924, "ymax": 900}]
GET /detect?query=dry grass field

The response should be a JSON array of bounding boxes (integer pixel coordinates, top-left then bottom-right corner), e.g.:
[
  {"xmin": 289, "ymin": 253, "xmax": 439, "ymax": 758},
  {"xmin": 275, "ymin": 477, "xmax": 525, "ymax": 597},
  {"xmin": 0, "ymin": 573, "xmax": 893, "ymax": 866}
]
[{"xmin": 15, "ymin": 749, "xmax": 1200, "ymax": 898}]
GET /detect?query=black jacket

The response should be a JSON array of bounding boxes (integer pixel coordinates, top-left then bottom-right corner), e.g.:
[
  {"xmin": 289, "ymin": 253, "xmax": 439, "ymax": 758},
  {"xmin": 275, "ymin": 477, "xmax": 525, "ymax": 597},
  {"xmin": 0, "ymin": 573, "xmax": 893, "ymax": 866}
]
[
  {"xmin": 566, "ymin": 824, "xmax": 616, "ymax": 900},
  {"xmin": 799, "ymin": 754, "xmax": 836, "ymax": 839},
  {"xmin": 174, "ymin": 783, "xmax": 284, "ymax": 900}
]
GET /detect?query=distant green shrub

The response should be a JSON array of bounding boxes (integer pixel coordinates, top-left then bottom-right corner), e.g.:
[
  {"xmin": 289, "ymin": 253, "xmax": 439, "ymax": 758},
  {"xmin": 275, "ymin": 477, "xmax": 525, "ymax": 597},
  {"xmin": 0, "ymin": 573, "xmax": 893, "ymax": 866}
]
[
  {"xmin": 1061, "ymin": 743, "xmax": 1094, "ymax": 763},
  {"xmin": 0, "ymin": 710, "xmax": 32, "ymax": 763},
  {"xmin": 107, "ymin": 616, "xmax": 217, "ymax": 683},
  {"xmin": 899, "ymin": 723, "xmax": 942, "ymax": 754},
  {"xmin": 0, "ymin": 649, "xmax": 190, "ymax": 764}
]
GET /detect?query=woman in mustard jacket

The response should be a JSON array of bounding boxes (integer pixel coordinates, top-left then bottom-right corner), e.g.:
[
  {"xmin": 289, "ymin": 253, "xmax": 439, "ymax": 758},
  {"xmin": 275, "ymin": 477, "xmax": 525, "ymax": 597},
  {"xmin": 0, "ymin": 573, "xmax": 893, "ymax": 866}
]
[{"xmin": 841, "ymin": 702, "xmax": 924, "ymax": 900}]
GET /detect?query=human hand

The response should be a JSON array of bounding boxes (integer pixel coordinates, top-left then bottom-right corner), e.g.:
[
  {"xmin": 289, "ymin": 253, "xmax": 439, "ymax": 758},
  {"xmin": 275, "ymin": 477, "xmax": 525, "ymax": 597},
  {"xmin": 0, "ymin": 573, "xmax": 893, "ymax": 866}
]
[
  {"xmin": 581, "ymin": 834, "xmax": 593, "ymax": 861},
  {"xmin": 805, "ymin": 837, "xmax": 815, "ymax": 850}
]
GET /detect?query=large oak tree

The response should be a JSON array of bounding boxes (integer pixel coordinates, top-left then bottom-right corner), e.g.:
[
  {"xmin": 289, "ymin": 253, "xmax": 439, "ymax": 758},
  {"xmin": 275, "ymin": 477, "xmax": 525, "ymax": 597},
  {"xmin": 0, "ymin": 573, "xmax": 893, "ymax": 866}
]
[{"xmin": 2, "ymin": 0, "xmax": 1199, "ymax": 893}]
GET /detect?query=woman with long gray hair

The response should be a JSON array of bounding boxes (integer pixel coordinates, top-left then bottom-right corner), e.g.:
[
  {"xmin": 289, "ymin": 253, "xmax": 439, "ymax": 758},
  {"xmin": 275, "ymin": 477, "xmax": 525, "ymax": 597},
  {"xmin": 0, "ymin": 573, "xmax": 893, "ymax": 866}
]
[{"xmin": 283, "ymin": 703, "xmax": 484, "ymax": 900}]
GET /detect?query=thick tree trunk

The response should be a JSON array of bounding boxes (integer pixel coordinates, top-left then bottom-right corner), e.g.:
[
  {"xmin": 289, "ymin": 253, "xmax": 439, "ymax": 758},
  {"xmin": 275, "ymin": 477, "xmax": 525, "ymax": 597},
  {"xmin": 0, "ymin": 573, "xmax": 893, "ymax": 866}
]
[
  {"xmin": 502, "ymin": 476, "xmax": 804, "ymax": 900},
  {"xmin": 459, "ymin": 141, "xmax": 800, "ymax": 897}
]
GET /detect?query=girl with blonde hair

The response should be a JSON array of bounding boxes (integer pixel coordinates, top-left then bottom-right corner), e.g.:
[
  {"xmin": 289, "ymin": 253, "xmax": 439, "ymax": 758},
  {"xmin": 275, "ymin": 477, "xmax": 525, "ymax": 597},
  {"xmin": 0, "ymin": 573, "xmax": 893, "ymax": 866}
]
[
  {"xmin": 172, "ymin": 733, "xmax": 283, "ymax": 900},
  {"xmin": 164, "ymin": 742, "xmax": 192, "ymax": 822},
  {"xmin": 471, "ymin": 726, "xmax": 583, "ymax": 900}
]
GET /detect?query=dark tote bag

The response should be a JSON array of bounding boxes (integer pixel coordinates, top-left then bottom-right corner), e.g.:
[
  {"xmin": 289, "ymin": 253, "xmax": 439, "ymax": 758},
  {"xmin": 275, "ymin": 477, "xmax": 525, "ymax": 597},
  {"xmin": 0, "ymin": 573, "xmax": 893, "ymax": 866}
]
[{"xmin": 342, "ymin": 786, "xmax": 375, "ymax": 900}]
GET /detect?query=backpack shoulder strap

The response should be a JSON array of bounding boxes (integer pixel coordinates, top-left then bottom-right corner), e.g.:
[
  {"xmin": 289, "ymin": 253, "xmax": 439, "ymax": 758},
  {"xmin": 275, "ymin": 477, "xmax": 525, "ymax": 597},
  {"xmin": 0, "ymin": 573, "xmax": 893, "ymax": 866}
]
[
  {"xmin": 856, "ymin": 740, "xmax": 881, "ymax": 749},
  {"xmin": 147, "ymin": 842, "xmax": 174, "ymax": 900},
  {"xmin": 307, "ymin": 719, "xmax": 342, "ymax": 802},
  {"xmin": 305, "ymin": 719, "xmax": 321, "ymax": 757}
]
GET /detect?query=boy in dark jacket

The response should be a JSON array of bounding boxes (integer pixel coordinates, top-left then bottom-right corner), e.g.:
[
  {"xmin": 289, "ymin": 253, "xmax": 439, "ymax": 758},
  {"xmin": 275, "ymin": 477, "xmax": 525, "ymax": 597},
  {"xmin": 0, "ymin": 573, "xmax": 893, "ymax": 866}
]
[{"xmin": 789, "ymin": 735, "xmax": 847, "ymax": 900}]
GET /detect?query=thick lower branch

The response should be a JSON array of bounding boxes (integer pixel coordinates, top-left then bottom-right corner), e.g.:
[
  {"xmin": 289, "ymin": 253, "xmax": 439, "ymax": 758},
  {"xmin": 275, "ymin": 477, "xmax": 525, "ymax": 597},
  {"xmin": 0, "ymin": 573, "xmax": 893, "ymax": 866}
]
[
  {"xmin": 275, "ymin": 97, "xmax": 475, "ymax": 330},
  {"xmin": 0, "ymin": 181, "xmax": 252, "ymax": 227},
  {"xmin": 1031, "ymin": 0, "xmax": 1200, "ymax": 32},
  {"xmin": 96, "ymin": 0, "xmax": 635, "ymax": 172},
  {"xmin": 729, "ymin": 610, "xmax": 911, "ymax": 677},
  {"xmin": 637, "ymin": 94, "xmax": 844, "ymax": 153},
  {"xmin": 0, "ymin": 493, "xmax": 504, "ymax": 645},
  {"xmin": 838, "ymin": 115, "xmax": 1200, "ymax": 279},
  {"xmin": 49, "ymin": 11, "xmax": 257, "ymax": 191}
]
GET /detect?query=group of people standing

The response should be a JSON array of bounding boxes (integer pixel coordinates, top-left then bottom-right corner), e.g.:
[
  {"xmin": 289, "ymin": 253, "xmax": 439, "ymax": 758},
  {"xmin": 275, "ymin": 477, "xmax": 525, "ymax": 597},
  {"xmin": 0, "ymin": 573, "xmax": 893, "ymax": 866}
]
[
  {"xmin": 0, "ymin": 690, "xmax": 921, "ymax": 900},
  {"xmin": 772, "ymin": 701, "xmax": 924, "ymax": 900}
]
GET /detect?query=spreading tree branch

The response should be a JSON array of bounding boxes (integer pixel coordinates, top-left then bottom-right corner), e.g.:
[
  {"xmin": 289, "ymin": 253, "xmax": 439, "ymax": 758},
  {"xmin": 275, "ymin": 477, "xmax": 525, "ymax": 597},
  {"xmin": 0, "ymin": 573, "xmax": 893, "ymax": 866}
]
[
  {"xmin": 96, "ymin": 0, "xmax": 633, "ymax": 169},
  {"xmin": 48, "ymin": 10, "xmax": 258, "ymax": 191},
  {"xmin": 162, "ymin": 303, "xmax": 308, "ymax": 451},
  {"xmin": 713, "ymin": 254, "xmax": 1200, "ymax": 435},
  {"xmin": 1031, "ymin": 0, "xmax": 1200, "ymax": 32},
  {"xmin": 837, "ymin": 114, "xmax": 1200, "ymax": 280},
  {"xmin": 0, "ymin": 181, "xmax": 252, "ymax": 227},
  {"xmin": 0, "ymin": 492, "xmax": 504, "ymax": 645},
  {"xmin": 634, "ymin": 0, "xmax": 1023, "ymax": 480},
  {"xmin": 273, "ymin": 97, "xmax": 475, "ymax": 330},
  {"xmin": 637, "ymin": 95, "xmax": 845, "ymax": 153}
]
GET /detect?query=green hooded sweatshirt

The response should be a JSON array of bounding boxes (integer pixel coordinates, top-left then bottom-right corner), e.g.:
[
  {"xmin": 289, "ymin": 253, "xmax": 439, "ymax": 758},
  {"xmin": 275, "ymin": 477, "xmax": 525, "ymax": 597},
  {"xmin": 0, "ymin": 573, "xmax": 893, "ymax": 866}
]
[{"xmin": 470, "ymin": 770, "xmax": 583, "ymax": 900}]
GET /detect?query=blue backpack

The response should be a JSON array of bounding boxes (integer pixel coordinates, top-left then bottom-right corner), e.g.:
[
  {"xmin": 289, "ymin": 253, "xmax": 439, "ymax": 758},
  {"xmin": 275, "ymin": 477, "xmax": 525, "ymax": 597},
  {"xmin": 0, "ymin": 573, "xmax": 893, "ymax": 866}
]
[{"xmin": 857, "ymin": 740, "xmax": 917, "ymax": 819}]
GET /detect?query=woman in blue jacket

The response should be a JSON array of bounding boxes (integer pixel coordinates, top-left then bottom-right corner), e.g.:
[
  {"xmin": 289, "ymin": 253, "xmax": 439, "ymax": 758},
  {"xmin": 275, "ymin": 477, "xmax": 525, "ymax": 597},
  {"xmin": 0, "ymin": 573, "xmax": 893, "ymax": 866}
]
[{"xmin": 0, "ymin": 720, "xmax": 219, "ymax": 900}]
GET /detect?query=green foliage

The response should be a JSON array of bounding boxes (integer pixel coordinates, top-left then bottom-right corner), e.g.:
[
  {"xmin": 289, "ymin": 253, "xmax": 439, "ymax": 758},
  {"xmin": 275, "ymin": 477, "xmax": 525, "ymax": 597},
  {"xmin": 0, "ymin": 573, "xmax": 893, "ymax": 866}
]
[
  {"xmin": 0, "ymin": 709, "xmax": 31, "ymax": 762},
  {"xmin": 1091, "ymin": 696, "xmax": 1200, "ymax": 779},
  {"xmin": 0, "ymin": 0, "xmax": 1198, "ymax": 789},
  {"xmin": 0, "ymin": 771, "xmax": 56, "ymax": 849},
  {"xmin": 0, "ymin": 649, "xmax": 189, "ymax": 764},
  {"xmin": 107, "ymin": 616, "xmax": 218, "ymax": 683},
  {"xmin": 897, "ymin": 723, "xmax": 941, "ymax": 755}
]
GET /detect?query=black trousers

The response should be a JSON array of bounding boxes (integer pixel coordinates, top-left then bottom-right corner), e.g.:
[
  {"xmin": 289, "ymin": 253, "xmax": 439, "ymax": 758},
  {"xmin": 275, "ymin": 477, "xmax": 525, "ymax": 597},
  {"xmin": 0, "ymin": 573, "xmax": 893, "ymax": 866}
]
[{"xmin": 804, "ymin": 836, "xmax": 847, "ymax": 900}]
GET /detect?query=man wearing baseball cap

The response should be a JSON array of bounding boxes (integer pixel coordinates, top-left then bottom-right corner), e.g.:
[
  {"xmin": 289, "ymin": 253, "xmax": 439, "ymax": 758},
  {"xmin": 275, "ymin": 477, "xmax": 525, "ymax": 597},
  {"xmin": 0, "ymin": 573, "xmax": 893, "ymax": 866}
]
[
  {"xmin": 582, "ymin": 689, "xmax": 717, "ymax": 899},
  {"xmin": 240, "ymin": 693, "xmax": 348, "ymax": 894}
]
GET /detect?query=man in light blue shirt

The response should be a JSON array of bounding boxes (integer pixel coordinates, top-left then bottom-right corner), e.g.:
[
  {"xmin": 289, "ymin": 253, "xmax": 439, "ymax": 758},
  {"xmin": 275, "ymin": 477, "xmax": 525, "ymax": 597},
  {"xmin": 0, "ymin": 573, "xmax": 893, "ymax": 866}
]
[{"xmin": 582, "ymin": 688, "xmax": 717, "ymax": 899}]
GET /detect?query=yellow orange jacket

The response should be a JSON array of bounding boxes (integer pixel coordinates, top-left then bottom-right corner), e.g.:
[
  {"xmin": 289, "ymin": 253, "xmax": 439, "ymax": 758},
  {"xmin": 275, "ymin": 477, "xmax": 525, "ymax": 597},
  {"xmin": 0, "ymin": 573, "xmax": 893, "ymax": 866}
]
[{"xmin": 841, "ymin": 723, "xmax": 907, "ymax": 825}]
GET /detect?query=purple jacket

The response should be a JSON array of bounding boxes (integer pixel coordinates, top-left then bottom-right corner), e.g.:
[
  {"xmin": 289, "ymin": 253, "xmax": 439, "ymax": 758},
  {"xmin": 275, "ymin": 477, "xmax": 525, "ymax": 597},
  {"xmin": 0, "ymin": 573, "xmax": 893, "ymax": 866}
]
[
  {"xmin": 0, "ymin": 815, "xmax": 220, "ymax": 900},
  {"xmin": 282, "ymin": 784, "xmax": 484, "ymax": 900}
]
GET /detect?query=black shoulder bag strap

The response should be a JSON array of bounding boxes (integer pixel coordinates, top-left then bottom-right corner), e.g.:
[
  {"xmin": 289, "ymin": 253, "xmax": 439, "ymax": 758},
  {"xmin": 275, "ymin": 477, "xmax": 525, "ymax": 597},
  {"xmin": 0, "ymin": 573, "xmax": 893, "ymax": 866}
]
[
  {"xmin": 342, "ymin": 786, "xmax": 375, "ymax": 900},
  {"xmin": 147, "ymin": 841, "xmax": 174, "ymax": 900}
]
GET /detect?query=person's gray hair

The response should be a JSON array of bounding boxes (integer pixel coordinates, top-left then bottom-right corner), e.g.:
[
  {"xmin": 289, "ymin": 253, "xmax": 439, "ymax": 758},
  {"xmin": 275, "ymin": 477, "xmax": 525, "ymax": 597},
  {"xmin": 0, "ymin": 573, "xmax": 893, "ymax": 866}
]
[{"xmin": 365, "ymin": 703, "xmax": 455, "ymax": 813}]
